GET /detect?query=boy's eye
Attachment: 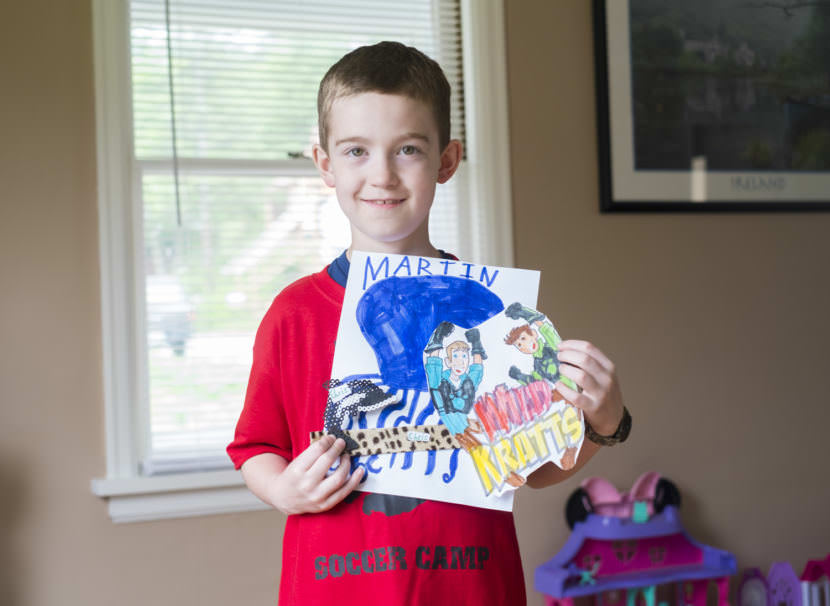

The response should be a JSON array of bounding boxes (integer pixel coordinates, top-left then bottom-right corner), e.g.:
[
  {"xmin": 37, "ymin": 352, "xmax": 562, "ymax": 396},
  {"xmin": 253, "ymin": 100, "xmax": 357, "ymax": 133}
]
[
  {"xmin": 346, "ymin": 147, "xmax": 365, "ymax": 157},
  {"xmin": 400, "ymin": 145, "xmax": 419, "ymax": 155}
]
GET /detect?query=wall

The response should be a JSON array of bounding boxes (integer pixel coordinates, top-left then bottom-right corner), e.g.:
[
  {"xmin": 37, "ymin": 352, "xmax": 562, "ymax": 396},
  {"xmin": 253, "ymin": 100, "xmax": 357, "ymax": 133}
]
[
  {"xmin": 0, "ymin": 1, "xmax": 827, "ymax": 605},
  {"xmin": 505, "ymin": 1, "xmax": 830, "ymax": 602}
]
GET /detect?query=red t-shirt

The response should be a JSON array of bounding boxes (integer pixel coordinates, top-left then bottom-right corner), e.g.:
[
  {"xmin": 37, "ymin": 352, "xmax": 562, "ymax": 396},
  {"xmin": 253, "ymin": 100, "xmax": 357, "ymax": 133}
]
[{"xmin": 228, "ymin": 266, "xmax": 526, "ymax": 605}]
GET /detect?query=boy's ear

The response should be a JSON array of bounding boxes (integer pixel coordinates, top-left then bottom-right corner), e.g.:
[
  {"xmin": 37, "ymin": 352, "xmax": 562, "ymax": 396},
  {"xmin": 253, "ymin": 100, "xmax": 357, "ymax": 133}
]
[
  {"xmin": 437, "ymin": 139, "xmax": 463, "ymax": 184},
  {"xmin": 312, "ymin": 143, "xmax": 336, "ymax": 187}
]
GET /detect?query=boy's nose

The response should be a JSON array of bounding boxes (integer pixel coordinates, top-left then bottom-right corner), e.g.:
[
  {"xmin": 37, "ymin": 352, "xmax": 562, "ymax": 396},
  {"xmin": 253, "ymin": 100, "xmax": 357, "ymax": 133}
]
[{"xmin": 368, "ymin": 156, "xmax": 400, "ymax": 189}]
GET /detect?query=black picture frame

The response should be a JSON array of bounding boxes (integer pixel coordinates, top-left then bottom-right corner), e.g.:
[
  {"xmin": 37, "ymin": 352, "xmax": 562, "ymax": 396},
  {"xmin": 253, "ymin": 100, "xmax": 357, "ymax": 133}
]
[{"xmin": 593, "ymin": 0, "xmax": 830, "ymax": 212}]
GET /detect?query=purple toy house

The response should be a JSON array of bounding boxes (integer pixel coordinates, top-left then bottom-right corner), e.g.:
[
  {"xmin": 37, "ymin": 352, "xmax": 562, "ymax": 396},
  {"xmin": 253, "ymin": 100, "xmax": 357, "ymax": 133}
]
[{"xmin": 535, "ymin": 473, "xmax": 737, "ymax": 606}]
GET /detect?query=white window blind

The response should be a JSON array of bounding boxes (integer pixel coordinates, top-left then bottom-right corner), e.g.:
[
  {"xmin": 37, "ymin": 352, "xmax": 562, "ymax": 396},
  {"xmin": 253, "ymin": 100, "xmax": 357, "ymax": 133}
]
[{"xmin": 129, "ymin": 0, "xmax": 469, "ymax": 474}]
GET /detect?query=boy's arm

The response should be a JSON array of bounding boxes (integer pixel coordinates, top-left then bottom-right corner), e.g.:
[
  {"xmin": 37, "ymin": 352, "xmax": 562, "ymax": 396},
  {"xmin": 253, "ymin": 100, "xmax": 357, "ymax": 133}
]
[
  {"xmin": 526, "ymin": 441, "xmax": 601, "ymax": 487},
  {"xmin": 527, "ymin": 339, "xmax": 625, "ymax": 489},
  {"xmin": 241, "ymin": 436, "xmax": 364, "ymax": 515}
]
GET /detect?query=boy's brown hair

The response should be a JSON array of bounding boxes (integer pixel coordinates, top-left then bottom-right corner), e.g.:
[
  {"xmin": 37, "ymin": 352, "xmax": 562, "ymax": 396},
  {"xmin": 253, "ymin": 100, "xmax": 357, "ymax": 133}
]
[
  {"xmin": 317, "ymin": 41, "xmax": 452, "ymax": 152},
  {"xmin": 504, "ymin": 325, "xmax": 534, "ymax": 345}
]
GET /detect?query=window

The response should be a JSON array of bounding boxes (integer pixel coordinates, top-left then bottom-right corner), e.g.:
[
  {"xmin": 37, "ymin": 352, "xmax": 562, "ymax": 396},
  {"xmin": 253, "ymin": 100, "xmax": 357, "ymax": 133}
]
[{"xmin": 91, "ymin": 0, "xmax": 513, "ymax": 522}]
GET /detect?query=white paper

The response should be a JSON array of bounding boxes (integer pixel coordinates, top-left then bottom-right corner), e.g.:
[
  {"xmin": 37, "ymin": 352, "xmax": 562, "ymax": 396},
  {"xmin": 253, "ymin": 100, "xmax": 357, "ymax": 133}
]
[{"xmin": 328, "ymin": 251, "xmax": 542, "ymax": 510}]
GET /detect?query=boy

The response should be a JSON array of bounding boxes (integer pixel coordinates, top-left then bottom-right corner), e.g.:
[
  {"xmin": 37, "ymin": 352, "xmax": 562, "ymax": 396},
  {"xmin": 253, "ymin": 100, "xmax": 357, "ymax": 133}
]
[{"xmin": 227, "ymin": 41, "xmax": 627, "ymax": 605}]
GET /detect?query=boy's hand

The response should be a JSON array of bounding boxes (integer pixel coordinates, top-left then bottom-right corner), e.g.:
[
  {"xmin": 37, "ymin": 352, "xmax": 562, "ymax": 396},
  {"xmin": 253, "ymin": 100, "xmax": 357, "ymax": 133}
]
[
  {"xmin": 269, "ymin": 436, "xmax": 364, "ymax": 515},
  {"xmin": 555, "ymin": 340, "xmax": 624, "ymax": 438}
]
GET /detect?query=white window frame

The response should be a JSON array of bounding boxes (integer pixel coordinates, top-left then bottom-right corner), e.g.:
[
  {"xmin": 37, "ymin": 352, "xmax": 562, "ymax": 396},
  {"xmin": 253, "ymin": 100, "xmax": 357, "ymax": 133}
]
[{"xmin": 90, "ymin": 0, "xmax": 514, "ymax": 523}]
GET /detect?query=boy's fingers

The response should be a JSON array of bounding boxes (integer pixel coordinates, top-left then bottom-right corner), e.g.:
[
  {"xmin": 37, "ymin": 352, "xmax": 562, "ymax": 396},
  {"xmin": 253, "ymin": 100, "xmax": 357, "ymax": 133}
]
[
  {"xmin": 292, "ymin": 434, "xmax": 335, "ymax": 470},
  {"xmin": 559, "ymin": 340, "xmax": 615, "ymax": 374},
  {"xmin": 556, "ymin": 381, "xmax": 592, "ymax": 412},
  {"xmin": 320, "ymin": 466, "xmax": 364, "ymax": 511},
  {"xmin": 559, "ymin": 362, "xmax": 601, "ymax": 394},
  {"xmin": 555, "ymin": 380, "xmax": 578, "ymax": 401},
  {"xmin": 306, "ymin": 437, "xmax": 347, "ymax": 481},
  {"xmin": 557, "ymin": 349, "xmax": 608, "ymax": 384},
  {"xmin": 316, "ymin": 453, "xmax": 352, "ymax": 496}
]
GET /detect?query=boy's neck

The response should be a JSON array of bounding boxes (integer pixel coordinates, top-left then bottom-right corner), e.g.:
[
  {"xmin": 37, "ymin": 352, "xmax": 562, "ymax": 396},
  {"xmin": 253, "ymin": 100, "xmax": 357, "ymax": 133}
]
[{"xmin": 346, "ymin": 242, "xmax": 442, "ymax": 261}]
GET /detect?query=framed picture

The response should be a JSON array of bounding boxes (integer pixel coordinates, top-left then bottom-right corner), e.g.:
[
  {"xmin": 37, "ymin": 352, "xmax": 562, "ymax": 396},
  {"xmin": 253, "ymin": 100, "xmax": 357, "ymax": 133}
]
[{"xmin": 593, "ymin": 0, "xmax": 830, "ymax": 211}]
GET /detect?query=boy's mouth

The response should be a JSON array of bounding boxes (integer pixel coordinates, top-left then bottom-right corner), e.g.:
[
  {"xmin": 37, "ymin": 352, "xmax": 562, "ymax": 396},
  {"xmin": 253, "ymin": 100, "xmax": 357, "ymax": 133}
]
[{"xmin": 361, "ymin": 198, "xmax": 405, "ymax": 206}]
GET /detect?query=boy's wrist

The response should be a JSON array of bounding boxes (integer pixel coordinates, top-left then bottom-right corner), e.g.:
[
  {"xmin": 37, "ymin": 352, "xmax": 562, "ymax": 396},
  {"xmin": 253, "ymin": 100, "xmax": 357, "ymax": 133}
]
[{"xmin": 585, "ymin": 407, "xmax": 631, "ymax": 446}]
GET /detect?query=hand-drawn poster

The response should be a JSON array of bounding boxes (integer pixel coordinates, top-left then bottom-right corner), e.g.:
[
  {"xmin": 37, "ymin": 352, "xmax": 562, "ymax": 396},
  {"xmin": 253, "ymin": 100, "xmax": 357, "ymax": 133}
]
[{"xmin": 320, "ymin": 252, "xmax": 582, "ymax": 510}]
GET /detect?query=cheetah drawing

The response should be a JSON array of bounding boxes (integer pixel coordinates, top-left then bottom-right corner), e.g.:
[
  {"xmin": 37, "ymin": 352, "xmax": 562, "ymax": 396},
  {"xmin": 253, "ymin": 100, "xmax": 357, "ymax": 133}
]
[{"xmin": 323, "ymin": 378, "xmax": 400, "ymax": 451}]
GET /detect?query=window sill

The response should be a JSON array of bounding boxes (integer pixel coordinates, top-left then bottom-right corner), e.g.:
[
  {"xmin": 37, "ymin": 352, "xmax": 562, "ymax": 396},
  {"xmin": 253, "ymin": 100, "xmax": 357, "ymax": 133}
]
[{"xmin": 91, "ymin": 470, "xmax": 270, "ymax": 523}]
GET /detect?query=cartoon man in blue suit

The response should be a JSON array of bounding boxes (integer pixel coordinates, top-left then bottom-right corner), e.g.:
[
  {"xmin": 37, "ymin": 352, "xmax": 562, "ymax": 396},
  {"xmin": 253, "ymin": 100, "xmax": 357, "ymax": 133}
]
[{"xmin": 424, "ymin": 322, "xmax": 486, "ymax": 450}]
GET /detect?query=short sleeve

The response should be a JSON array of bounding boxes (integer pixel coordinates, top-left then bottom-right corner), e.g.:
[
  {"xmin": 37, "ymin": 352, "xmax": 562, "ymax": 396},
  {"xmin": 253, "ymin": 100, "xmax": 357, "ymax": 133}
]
[{"xmin": 226, "ymin": 308, "xmax": 292, "ymax": 468}]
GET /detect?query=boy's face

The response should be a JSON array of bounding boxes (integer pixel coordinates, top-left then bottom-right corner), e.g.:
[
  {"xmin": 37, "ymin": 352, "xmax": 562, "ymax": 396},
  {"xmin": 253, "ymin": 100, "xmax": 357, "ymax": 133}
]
[
  {"xmin": 514, "ymin": 330, "xmax": 538, "ymax": 355},
  {"xmin": 312, "ymin": 92, "xmax": 461, "ymax": 255}
]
